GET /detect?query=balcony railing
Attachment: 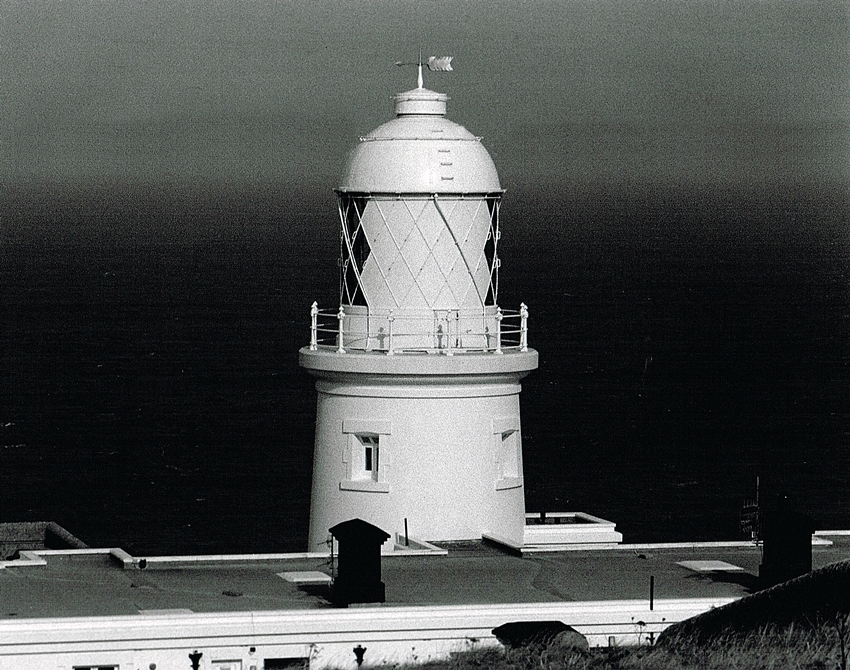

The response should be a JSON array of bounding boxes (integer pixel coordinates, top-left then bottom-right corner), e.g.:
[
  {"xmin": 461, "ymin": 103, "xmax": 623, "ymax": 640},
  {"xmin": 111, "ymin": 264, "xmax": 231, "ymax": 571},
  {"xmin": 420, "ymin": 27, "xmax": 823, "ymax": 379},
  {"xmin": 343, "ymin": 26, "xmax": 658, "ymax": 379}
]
[{"xmin": 308, "ymin": 303, "xmax": 529, "ymax": 355}]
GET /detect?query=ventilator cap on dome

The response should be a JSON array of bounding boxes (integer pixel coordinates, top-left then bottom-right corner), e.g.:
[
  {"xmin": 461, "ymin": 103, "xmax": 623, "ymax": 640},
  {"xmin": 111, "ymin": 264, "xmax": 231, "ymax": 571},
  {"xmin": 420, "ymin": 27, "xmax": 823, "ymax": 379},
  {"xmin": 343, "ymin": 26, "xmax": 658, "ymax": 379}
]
[
  {"xmin": 393, "ymin": 87, "xmax": 448, "ymax": 115},
  {"xmin": 337, "ymin": 86, "xmax": 502, "ymax": 194}
]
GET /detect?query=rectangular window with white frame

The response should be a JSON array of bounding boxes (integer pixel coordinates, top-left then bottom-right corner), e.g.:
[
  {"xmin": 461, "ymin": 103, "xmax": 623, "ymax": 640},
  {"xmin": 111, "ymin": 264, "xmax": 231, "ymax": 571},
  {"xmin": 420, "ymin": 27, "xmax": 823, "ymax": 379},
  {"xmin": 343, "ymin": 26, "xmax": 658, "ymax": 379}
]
[
  {"xmin": 340, "ymin": 419, "xmax": 391, "ymax": 493},
  {"xmin": 493, "ymin": 416, "xmax": 523, "ymax": 490},
  {"xmin": 355, "ymin": 434, "xmax": 379, "ymax": 481}
]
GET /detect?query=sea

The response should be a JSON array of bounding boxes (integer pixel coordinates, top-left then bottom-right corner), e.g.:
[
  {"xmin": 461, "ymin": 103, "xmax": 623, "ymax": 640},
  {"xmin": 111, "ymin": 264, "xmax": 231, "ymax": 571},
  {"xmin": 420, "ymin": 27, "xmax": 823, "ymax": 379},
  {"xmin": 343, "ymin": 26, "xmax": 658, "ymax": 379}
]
[{"xmin": 1, "ymin": 184, "xmax": 848, "ymax": 555}]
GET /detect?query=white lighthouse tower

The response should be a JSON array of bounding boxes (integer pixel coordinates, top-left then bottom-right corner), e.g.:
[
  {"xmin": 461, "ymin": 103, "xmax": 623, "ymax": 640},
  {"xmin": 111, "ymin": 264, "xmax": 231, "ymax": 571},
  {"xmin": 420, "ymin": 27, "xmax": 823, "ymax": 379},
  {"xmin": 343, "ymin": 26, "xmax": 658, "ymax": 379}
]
[{"xmin": 299, "ymin": 71, "xmax": 538, "ymax": 549}]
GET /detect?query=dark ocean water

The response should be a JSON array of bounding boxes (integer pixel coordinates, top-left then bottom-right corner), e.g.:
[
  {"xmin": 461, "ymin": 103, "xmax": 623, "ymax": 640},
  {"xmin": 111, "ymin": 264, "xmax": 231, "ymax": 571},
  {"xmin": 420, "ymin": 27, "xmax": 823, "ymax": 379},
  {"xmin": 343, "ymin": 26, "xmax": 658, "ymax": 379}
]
[{"xmin": 2, "ymin": 186, "xmax": 848, "ymax": 555}]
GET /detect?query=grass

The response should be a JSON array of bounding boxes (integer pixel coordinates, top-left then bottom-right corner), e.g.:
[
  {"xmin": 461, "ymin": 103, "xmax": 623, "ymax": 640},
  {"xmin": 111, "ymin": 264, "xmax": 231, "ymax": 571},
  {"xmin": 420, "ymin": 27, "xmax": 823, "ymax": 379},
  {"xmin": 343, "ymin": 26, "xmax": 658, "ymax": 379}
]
[{"xmin": 404, "ymin": 621, "xmax": 846, "ymax": 670}]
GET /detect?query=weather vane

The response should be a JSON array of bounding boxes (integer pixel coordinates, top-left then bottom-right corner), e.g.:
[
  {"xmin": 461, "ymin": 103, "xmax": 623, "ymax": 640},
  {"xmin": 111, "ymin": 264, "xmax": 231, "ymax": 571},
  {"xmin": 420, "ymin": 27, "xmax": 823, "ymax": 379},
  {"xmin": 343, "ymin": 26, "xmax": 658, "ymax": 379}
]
[{"xmin": 395, "ymin": 49, "xmax": 453, "ymax": 89}]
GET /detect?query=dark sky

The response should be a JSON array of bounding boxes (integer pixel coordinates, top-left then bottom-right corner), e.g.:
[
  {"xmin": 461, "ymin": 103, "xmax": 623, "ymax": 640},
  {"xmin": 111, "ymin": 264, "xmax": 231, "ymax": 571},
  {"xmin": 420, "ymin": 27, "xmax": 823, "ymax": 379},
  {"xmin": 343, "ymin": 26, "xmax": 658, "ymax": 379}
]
[
  {"xmin": 2, "ymin": 0, "xmax": 848, "ymax": 199},
  {"xmin": 0, "ymin": 1, "xmax": 848, "ymax": 548}
]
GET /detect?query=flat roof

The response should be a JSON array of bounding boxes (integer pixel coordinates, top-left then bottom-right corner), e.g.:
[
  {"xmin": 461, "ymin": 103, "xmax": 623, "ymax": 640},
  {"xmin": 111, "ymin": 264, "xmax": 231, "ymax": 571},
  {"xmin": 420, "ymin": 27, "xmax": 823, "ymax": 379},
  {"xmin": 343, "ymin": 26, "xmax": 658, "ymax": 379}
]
[{"xmin": 1, "ymin": 535, "xmax": 848, "ymax": 620}]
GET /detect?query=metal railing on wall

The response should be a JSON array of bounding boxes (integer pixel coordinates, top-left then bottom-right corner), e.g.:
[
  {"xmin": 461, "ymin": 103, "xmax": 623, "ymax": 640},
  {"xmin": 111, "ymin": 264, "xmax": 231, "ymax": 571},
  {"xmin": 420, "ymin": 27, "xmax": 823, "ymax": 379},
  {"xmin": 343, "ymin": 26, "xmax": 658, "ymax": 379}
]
[{"xmin": 308, "ymin": 302, "xmax": 529, "ymax": 355}]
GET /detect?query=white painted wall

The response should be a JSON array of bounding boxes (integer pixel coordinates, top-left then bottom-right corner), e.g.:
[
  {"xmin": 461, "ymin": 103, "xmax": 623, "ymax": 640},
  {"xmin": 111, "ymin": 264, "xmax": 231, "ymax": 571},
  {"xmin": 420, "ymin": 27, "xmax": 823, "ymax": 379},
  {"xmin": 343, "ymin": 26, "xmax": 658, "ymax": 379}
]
[
  {"xmin": 307, "ymin": 368, "xmax": 530, "ymax": 549},
  {"xmin": 0, "ymin": 599, "xmax": 738, "ymax": 670}
]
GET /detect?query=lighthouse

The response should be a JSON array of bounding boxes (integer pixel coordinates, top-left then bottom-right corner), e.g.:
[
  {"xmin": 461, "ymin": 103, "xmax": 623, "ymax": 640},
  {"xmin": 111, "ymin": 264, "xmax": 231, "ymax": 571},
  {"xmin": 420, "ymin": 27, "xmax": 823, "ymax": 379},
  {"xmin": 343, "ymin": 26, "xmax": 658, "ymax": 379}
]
[{"xmin": 299, "ymin": 70, "xmax": 538, "ymax": 550}]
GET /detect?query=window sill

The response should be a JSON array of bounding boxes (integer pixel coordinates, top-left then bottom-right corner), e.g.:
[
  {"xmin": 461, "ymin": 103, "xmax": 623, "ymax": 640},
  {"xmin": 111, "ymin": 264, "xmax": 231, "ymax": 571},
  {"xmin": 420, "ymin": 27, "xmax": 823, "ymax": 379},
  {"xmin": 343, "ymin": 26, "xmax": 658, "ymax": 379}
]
[
  {"xmin": 495, "ymin": 477, "xmax": 523, "ymax": 491},
  {"xmin": 340, "ymin": 480, "xmax": 390, "ymax": 493}
]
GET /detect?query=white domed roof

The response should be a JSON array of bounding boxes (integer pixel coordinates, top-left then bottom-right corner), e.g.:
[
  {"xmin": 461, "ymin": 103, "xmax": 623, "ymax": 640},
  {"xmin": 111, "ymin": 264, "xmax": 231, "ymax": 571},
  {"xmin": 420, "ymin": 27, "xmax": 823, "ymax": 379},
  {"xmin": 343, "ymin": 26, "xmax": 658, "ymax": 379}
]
[{"xmin": 338, "ymin": 87, "xmax": 502, "ymax": 194}]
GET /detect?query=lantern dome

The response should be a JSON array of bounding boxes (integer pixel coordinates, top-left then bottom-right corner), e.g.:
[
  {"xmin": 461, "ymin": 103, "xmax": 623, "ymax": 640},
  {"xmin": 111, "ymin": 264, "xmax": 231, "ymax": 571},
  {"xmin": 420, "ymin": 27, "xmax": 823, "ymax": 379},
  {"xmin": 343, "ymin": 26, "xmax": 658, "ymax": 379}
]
[{"xmin": 338, "ymin": 87, "xmax": 502, "ymax": 194}]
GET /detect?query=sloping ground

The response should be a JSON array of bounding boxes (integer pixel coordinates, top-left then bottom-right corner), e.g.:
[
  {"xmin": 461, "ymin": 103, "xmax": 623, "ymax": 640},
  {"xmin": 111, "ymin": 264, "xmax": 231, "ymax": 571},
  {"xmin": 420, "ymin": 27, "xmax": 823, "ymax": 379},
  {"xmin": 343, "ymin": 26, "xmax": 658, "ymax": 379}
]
[
  {"xmin": 658, "ymin": 559, "xmax": 850, "ymax": 645},
  {"xmin": 418, "ymin": 624, "xmax": 843, "ymax": 670}
]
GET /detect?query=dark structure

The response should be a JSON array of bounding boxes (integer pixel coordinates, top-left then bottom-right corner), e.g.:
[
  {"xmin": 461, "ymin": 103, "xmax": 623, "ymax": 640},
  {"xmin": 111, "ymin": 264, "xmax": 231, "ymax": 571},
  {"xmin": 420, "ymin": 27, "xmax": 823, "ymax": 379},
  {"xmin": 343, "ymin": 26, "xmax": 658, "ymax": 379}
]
[
  {"xmin": 759, "ymin": 507, "xmax": 816, "ymax": 588},
  {"xmin": 329, "ymin": 518, "xmax": 390, "ymax": 606},
  {"xmin": 0, "ymin": 522, "xmax": 87, "ymax": 559},
  {"xmin": 492, "ymin": 621, "xmax": 588, "ymax": 650}
]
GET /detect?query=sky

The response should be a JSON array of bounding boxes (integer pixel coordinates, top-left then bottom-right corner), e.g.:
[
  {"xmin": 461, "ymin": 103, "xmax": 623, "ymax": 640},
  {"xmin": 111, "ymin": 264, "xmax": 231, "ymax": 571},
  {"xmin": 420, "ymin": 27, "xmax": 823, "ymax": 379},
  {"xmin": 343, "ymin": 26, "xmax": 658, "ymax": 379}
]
[
  {"xmin": 2, "ymin": 0, "xmax": 848, "ymax": 203},
  {"xmin": 0, "ymin": 0, "xmax": 848, "ymax": 547}
]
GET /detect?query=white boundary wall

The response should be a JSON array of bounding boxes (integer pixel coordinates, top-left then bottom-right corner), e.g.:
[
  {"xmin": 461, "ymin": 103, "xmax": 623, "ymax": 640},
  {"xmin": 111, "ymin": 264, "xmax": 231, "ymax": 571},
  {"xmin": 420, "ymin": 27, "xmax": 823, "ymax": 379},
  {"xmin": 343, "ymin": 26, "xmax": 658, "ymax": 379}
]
[{"xmin": 0, "ymin": 598, "xmax": 736, "ymax": 670}]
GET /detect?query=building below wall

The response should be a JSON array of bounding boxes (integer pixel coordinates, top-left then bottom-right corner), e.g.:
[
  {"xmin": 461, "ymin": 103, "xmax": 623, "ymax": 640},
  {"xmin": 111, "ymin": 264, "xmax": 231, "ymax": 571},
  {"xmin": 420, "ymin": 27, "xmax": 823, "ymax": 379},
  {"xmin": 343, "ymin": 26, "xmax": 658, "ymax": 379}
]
[{"xmin": 0, "ymin": 533, "xmax": 845, "ymax": 670}]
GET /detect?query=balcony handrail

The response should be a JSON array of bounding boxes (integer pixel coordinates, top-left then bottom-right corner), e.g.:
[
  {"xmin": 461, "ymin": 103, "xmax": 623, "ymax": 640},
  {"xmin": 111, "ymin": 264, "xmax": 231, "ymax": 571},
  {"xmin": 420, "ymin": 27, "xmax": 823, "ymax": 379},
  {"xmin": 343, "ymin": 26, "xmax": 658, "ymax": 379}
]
[{"xmin": 307, "ymin": 304, "xmax": 530, "ymax": 355}]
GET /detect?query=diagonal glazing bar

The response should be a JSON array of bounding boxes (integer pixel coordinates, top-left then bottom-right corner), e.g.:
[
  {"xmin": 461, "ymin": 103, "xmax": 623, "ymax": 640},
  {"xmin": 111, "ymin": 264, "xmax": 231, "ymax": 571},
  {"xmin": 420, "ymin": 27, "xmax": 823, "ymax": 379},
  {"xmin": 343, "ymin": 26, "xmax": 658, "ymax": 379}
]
[
  {"xmin": 338, "ymin": 197, "xmax": 369, "ymax": 306},
  {"xmin": 457, "ymin": 198, "xmax": 489, "ymax": 307},
  {"xmin": 488, "ymin": 198, "xmax": 500, "ymax": 303},
  {"xmin": 435, "ymin": 198, "xmax": 480, "ymax": 308},
  {"xmin": 396, "ymin": 197, "xmax": 441, "ymax": 308},
  {"xmin": 433, "ymin": 194, "xmax": 485, "ymax": 309},
  {"xmin": 372, "ymin": 199, "xmax": 416, "ymax": 308},
  {"xmin": 424, "ymin": 198, "xmax": 465, "ymax": 307},
  {"xmin": 338, "ymin": 199, "xmax": 356, "ymax": 304}
]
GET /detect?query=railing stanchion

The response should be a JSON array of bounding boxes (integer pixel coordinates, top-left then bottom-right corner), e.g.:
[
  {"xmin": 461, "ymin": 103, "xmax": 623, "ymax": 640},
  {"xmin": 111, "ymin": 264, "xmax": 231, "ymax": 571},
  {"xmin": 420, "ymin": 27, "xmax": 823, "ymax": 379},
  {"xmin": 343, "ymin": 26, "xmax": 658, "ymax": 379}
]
[
  {"xmin": 495, "ymin": 307, "xmax": 503, "ymax": 355},
  {"xmin": 387, "ymin": 311, "xmax": 395, "ymax": 356},
  {"xmin": 520, "ymin": 302, "xmax": 529, "ymax": 352},
  {"xmin": 336, "ymin": 306, "xmax": 346, "ymax": 353},
  {"xmin": 310, "ymin": 302, "xmax": 319, "ymax": 350},
  {"xmin": 445, "ymin": 313, "xmax": 453, "ymax": 356}
]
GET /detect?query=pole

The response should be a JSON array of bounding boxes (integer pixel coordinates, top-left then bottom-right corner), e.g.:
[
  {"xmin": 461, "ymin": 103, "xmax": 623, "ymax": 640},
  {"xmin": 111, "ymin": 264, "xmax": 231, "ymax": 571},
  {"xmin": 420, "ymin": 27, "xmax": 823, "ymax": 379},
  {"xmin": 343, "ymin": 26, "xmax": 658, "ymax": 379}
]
[
  {"xmin": 649, "ymin": 575, "xmax": 654, "ymax": 610},
  {"xmin": 520, "ymin": 302, "xmax": 529, "ymax": 352},
  {"xmin": 336, "ymin": 306, "xmax": 346, "ymax": 353}
]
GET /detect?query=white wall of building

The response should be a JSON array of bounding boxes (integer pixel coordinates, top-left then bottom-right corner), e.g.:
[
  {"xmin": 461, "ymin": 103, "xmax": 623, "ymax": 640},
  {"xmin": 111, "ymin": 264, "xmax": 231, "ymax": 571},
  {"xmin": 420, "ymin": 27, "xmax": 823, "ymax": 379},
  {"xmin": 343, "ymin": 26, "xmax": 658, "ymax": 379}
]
[
  {"xmin": 0, "ymin": 599, "xmax": 737, "ymax": 670},
  {"xmin": 307, "ymin": 372, "xmax": 528, "ymax": 549}
]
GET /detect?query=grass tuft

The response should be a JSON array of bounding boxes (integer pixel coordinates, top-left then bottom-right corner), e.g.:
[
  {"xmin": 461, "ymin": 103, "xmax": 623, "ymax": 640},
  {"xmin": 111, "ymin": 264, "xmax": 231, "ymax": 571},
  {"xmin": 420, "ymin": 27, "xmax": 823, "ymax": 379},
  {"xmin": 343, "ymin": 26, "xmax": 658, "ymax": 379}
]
[{"xmin": 392, "ymin": 621, "xmax": 845, "ymax": 670}]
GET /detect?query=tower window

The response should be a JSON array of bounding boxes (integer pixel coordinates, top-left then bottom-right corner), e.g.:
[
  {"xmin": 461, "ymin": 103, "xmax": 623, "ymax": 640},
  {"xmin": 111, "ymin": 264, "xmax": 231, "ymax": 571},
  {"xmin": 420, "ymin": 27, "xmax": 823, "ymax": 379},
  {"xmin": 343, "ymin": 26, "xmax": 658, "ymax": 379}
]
[
  {"xmin": 340, "ymin": 420, "xmax": 391, "ymax": 493},
  {"xmin": 359, "ymin": 434, "xmax": 379, "ymax": 479},
  {"xmin": 500, "ymin": 430, "xmax": 519, "ymax": 479},
  {"xmin": 493, "ymin": 416, "xmax": 523, "ymax": 490}
]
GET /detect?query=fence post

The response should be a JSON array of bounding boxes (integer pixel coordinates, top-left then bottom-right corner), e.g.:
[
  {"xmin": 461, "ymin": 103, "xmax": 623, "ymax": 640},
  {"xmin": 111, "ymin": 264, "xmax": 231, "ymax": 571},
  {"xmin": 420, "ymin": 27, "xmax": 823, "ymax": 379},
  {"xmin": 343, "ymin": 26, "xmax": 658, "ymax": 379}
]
[
  {"xmin": 387, "ymin": 311, "xmax": 395, "ymax": 356},
  {"xmin": 520, "ymin": 302, "xmax": 529, "ymax": 352},
  {"xmin": 336, "ymin": 306, "xmax": 346, "ymax": 353},
  {"xmin": 495, "ymin": 307, "xmax": 503, "ymax": 355},
  {"xmin": 310, "ymin": 302, "xmax": 319, "ymax": 350}
]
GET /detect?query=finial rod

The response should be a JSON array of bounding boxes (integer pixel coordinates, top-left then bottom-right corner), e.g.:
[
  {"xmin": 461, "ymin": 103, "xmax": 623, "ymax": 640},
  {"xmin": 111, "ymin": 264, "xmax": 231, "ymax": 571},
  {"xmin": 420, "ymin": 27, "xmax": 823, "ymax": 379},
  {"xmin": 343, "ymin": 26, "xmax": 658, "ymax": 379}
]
[{"xmin": 394, "ymin": 51, "xmax": 453, "ymax": 89}]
